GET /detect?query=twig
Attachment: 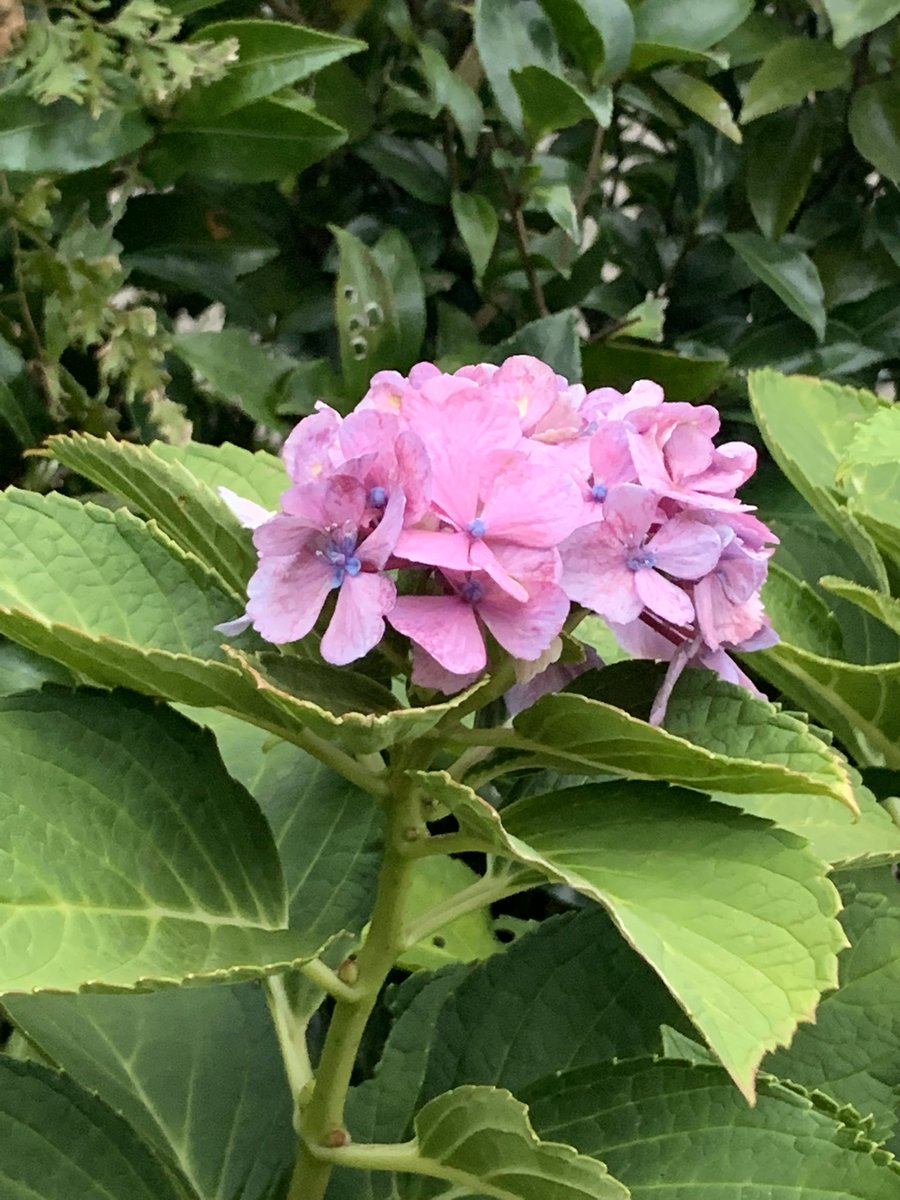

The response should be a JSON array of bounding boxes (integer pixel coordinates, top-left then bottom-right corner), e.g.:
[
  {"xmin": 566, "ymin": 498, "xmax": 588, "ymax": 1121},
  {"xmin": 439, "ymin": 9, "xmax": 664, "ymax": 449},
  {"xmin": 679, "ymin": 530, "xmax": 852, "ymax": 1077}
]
[{"xmin": 574, "ymin": 122, "xmax": 607, "ymax": 218}]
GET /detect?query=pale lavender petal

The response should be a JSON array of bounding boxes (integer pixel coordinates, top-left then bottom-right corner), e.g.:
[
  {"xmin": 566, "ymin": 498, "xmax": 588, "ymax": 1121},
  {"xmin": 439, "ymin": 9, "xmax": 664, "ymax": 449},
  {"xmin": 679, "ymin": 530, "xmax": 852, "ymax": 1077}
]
[
  {"xmin": 634, "ymin": 568, "xmax": 694, "ymax": 625},
  {"xmin": 649, "ymin": 637, "xmax": 699, "ymax": 726},
  {"xmin": 217, "ymin": 487, "xmax": 274, "ymax": 530},
  {"xmin": 214, "ymin": 612, "xmax": 253, "ymax": 636},
  {"xmin": 602, "ymin": 483, "xmax": 659, "ymax": 545},
  {"xmin": 479, "ymin": 582, "xmax": 569, "ymax": 661},
  {"xmin": 559, "ymin": 524, "xmax": 633, "ymax": 612},
  {"xmin": 320, "ymin": 571, "xmax": 396, "ymax": 665},
  {"xmin": 699, "ymin": 648, "xmax": 768, "ymax": 699},
  {"xmin": 246, "ymin": 555, "xmax": 333, "ymax": 644},
  {"xmin": 388, "ymin": 594, "xmax": 486, "ymax": 674},
  {"xmin": 253, "ymin": 514, "xmax": 318, "ymax": 557},
  {"xmin": 359, "ymin": 487, "xmax": 406, "ymax": 569},
  {"xmin": 647, "ymin": 516, "xmax": 721, "ymax": 579},
  {"xmin": 694, "ymin": 576, "xmax": 766, "ymax": 651},
  {"xmin": 282, "ymin": 406, "xmax": 341, "ymax": 483},
  {"xmin": 505, "ymin": 646, "xmax": 602, "ymax": 715},
  {"xmin": 411, "ymin": 646, "xmax": 481, "ymax": 694}
]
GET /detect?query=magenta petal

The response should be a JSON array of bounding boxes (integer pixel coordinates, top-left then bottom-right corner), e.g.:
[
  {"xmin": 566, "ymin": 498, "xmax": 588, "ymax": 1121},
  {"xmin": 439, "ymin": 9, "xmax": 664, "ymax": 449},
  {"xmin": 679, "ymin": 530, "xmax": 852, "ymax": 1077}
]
[
  {"xmin": 246, "ymin": 555, "xmax": 332, "ymax": 644},
  {"xmin": 479, "ymin": 583, "xmax": 569, "ymax": 661},
  {"xmin": 647, "ymin": 517, "xmax": 721, "ymax": 579},
  {"xmin": 320, "ymin": 572, "xmax": 396, "ymax": 665},
  {"xmin": 634, "ymin": 569, "xmax": 694, "ymax": 625},
  {"xmin": 388, "ymin": 595, "xmax": 486, "ymax": 674}
]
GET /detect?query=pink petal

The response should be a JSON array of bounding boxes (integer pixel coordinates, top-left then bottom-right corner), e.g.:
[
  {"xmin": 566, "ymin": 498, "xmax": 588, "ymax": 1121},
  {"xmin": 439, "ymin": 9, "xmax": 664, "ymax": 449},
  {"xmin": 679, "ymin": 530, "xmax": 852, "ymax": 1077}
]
[
  {"xmin": 282, "ymin": 406, "xmax": 341, "ymax": 483},
  {"xmin": 214, "ymin": 612, "xmax": 253, "ymax": 636},
  {"xmin": 479, "ymin": 583, "xmax": 569, "ymax": 661},
  {"xmin": 602, "ymin": 484, "xmax": 659, "ymax": 545},
  {"xmin": 394, "ymin": 430, "xmax": 432, "ymax": 523},
  {"xmin": 253, "ymin": 514, "xmax": 318, "ymax": 558},
  {"xmin": 647, "ymin": 517, "xmax": 721, "ymax": 580},
  {"xmin": 634, "ymin": 568, "xmax": 694, "ymax": 625},
  {"xmin": 359, "ymin": 487, "xmax": 406, "ymax": 569},
  {"xmin": 560, "ymin": 529, "xmax": 643, "ymax": 621},
  {"xmin": 694, "ymin": 577, "xmax": 766, "ymax": 651},
  {"xmin": 479, "ymin": 458, "xmax": 583, "ymax": 546},
  {"xmin": 663, "ymin": 422, "xmax": 714, "ymax": 480},
  {"xmin": 320, "ymin": 572, "xmax": 396, "ymax": 665},
  {"xmin": 388, "ymin": 595, "xmax": 487, "ymax": 674},
  {"xmin": 495, "ymin": 354, "xmax": 560, "ymax": 431},
  {"xmin": 588, "ymin": 422, "xmax": 636, "ymax": 489},
  {"xmin": 410, "ymin": 646, "xmax": 481, "ymax": 694},
  {"xmin": 280, "ymin": 475, "xmax": 366, "ymax": 530},
  {"xmin": 246, "ymin": 554, "xmax": 333, "ymax": 644},
  {"xmin": 468, "ymin": 539, "xmax": 529, "ymax": 602},
  {"xmin": 394, "ymin": 529, "xmax": 473, "ymax": 572}
]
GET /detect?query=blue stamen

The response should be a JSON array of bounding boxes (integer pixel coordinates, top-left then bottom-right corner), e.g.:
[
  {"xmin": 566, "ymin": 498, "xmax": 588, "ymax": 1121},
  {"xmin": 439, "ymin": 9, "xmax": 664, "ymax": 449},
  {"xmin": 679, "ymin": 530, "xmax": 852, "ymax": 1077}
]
[
  {"xmin": 626, "ymin": 550, "xmax": 656, "ymax": 572},
  {"xmin": 467, "ymin": 517, "xmax": 487, "ymax": 538},
  {"xmin": 323, "ymin": 531, "xmax": 361, "ymax": 588},
  {"xmin": 368, "ymin": 486, "xmax": 387, "ymax": 509},
  {"xmin": 591, "ymin": 481, "xmax": 608, "ymax": 502},
  {"xmin": 461, "ymin": 579, "xmax": 483, "ymax": 604}
]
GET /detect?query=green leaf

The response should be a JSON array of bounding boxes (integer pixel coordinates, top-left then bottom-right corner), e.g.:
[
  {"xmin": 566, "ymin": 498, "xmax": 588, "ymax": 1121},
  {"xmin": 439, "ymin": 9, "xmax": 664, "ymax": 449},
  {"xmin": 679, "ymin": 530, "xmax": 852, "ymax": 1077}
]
[
  {"xmin": 850, "ymin": 80, "xmax": 900, "ymax": 184},
  {"xmin": 725, "ymin": 232, "xmax": 827, "ymax": 340},
  {"xmin": 823, "ymin": 0, "xmax": 900, "ymax": 47},
  {"xmin": 188, "ymin": 708, "xmax": 383, "ymax": 939},
  {"xmin": 178, "ymin": 20, "xmax": 364, "ymax": 120},
  {"xmin": 0, "ymin": 688, "xmax": 327, "ymax": 994},
  {"xmin": 752, "ymin": 641, "xmax": 900, "ymax": 769},
  {"xmin": 582, "ymin": 341, "xmax": 727, "ymax": 400},
  {"xmin": 538, "ymin": 0, "xmax": 635, "ymax": 82},
  {"xmin": 474, "ymin": 0, "xmax": 564, "ymax": 133},
  {"xmin": 156, "ymin": 98, "xmax": 346, "ymax": 184},
  {"xmin": 655, "ymin": 69, "xmax": 741, "ymax": 143},
  {"xmin": 371, "ymin": 228, "xmax": 426, "ymax": 373},
  {"xmin": 0, "ymin": 637, "xmax": 74, "ymax": 697},
  {"xmin": 761, "ymin": 562, "xmax": 845, "ymax": 659},
  {"xmin": 746, "ymin": 108, "xmax": 821, "ymax": 240},
  {"xmin": 748, "ymin": 369, "xmax": 888, "ymax": 589},
  {"xmin": 524, "ymin": 1059, "xmax": 900, "ymax": 1198},
  {"xmin": 148, "ymin": 440, "xmax": 288, "ymax": 512},
  {"xmin": 3, "ymin": 985, "xmax": 293, "ymax": 1200},
  {"xmin": 499, "ymin": 782, "xmax": 844, "ymax": 1098},
  {"xmin": 452, "ymin": 190, "xmax": 499, "ymax": 281},
  {"xmin": 712, "ymin": 767, "xmax": 900, "ymax": 871},
  {"xmin": 46, "ymin": 433, "xmax": 257, "ymax": 598},
  {"xmin": 511, "ymin": 66, "xmax": 608, "ymax": 143},
  {"xmin": 418, "ymin": 43, "xmax": 484, "ymax": 156},
  {"xmin": 740, "ymin": 38, "xmax": 850, "ymax": 124},
  {"xmin": 509, "ymin": 670, "xmax": 855, "ymax": 806},
  {"xmin": 766, "ymin": 885, "xmax": 900, "ymax": 1141},
  {"xmin": 399, "ymin": 1085, "xmax": 627, "ymax": 1200},
  {"xmin": 839, "ymin": 404, "xmax": 900, "ymax": 473},
  {"xmin": 633, "ymin": 0, "xmax": 752, "ymax": 49},
  {"xmin": 0, "ymin": 1058, "xmax": 193, "ymax": 1200},
  {"xmin": 822, "ymin": 576, "xmax": 900, "ymax": 638},
  {"xmin": 399, "ymin": 856, "xmax": 501, "ymax": 972},
  {"xmin": 490, "ymin": 311, "xmax": 582, "ymax": 381},
  {"xmin": 355, "ymin": 134, "xmax": 449, "ymax": 205},
  {"xmin": 0, "ymin": 99, "xmax": 151, "ymax": 173},
  {"xmin": 171, "ymin": 328, "xmax": 298, "ymax": 426},
  {"xmin": 333, "ymin": 225, "xmax": 402, "ymax": 400}
]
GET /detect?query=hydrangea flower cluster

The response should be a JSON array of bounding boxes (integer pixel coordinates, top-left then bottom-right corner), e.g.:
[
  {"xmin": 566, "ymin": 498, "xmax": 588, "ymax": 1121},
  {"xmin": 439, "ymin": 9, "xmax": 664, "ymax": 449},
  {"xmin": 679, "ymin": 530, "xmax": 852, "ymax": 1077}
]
[{"xmin": 219, "ymin": 356, "xmax": 777, "ymax": 720}]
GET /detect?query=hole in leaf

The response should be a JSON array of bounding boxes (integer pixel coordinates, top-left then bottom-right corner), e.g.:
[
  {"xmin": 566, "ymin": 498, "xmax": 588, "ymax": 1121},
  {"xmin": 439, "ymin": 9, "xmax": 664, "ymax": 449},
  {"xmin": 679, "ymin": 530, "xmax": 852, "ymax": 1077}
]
[{"xmin": 431, "ymin": 935, "xmax": 447, "ymax": 949}]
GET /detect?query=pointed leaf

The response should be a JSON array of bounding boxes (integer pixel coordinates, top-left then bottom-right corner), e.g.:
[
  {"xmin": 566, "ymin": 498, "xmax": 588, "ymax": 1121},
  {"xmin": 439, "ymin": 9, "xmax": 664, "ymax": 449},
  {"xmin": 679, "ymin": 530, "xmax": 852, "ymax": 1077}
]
[
  {"xmin": 0, "ymin": 688, "xmax": 327, "ymax": 994},
  {"xmin": 538, "ymin": 0, "xmax": 634, "ymax": 82},
  {"xmin": 47, "ymin": 432, "xmax": 257, "ymax": 597},
  {"xmin": 149, "ymin": 440, "xmax": 288, "ymax": 511},
  {"xmin": 632, "ymin": 0, "xmax": 752, "ymax": 52},
  {"xmin": 371, "ymin": 228, "xmax": 426, "ymax": 373},
  {"xmin": 452, "ymin": 190, "xmax": 499, "ymax": 281},
  {"xmin": 333, "ymin": 225, "xmax": 402, "ymax": 399},
  {"xmin": 474, "ymin": 0, "xmax": 564, "ymax": 132},
  {"xmin": 655, "ymin": 69, "xmax": 741, "ymax": 142},
  {"xmin": 740, "ymin": 38, "xmax": 850, "ymax": 124},
  {"xmin": 747, "ymin": 108, "xmax": 821, "ymax": 240},
  {"xmin": 0, "ymin": 1058, "xmax": 193, "ymax": 1200},
  {"xmin": 823, "ymin": 0, "xmax": 900, "ymax": 47},
  {"xmin": 0, "ymin": 99, "xmax": 151, "ymax": 173},
  {"xmin": 170, "ymin": 328, "xmax": 299, "ymax": 427},
  {"xmin": 178, "ymin": 20, "xmax": 365, "ymax": 119},
  {"xmin": 850, "ymin": 80, "xmax": 900, "ymax": 184},
  {"xmin": 3, "ymin": 985, "xmax": 293, "ymax": 1200},
  {"xmin": 524, "ymin": 1060, "xmax": 900, "ymax": 1199},
  {"xmin": 419, "ymin": 43, "xmax": 484, "ymax": 156},
  {"xmin": 822, "ymin": 576, "xmax": 900, "ymax": 637},
  {"xmin": 726, "ymin": 232, "xmax": 827, "ymax": 340},
  {"xmin": 511, "ymin": 66, "xmax": 608, "ymax": 143}
]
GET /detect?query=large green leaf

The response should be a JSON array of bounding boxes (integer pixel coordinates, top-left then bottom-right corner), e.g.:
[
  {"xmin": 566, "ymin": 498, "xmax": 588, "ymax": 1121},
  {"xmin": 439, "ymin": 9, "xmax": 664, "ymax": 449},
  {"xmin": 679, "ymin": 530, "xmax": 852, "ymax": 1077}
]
[
  {"xmin": 766, "ymin": 884, "xmax": 900, "ymax": 1142},
  {"xmin": 178, "ymin": 20, "xmax": 364, "ymax": 119},
  {"xmin": 0, "ymin": 99, "xmax": 151, "ymax": 172},
  {"xmin": 498, "ymin": 782, "xmax": 844, "ymax": 1098},
  {"xmin": 511, "ymin": 66, "xmax": 609, "ymax": 143},
  {"xmin": 748, "ymin": 369, "xmax": 888, "ymax": 588},
  {"xmin": 823, "ymin": 0, "xmax": 900, "ymax": 46},
  {"xmin": 170, "ymin": 328, "xmax": 299, "ymax": 427},
  {"xmin": 0, "ymin": 1058, "xmax": 193, "ymax": 1200},
  {"xmin": 850, "ymin": 80, "xmax": 900, "ymax": 184},
  {"xmin": 726, "ymin": 232, "xmax": 827, "ymax": 340},
  {"xmin": 0, "ymin": 637, "xmax": 73, "ymax": 696},
  {"xmin": 188, "ymin": 708, "xmax": 383, "ymax": 938},
  {"xmin": 822, "ymin": 577, "xmax": 900, "ymax": 638},
  {"xmin": 539, "ymin": 0, "xmax": 634, "ymax": 82},
  {"xmin": 739, "ymin": 38, "xmax": 850, "ymax": 123},
  {"xmin": 713, "ymin": 763, "xmax": 900, "ymax": 871},
  {"xmin": 393, "ymin": 1086, "xmax": 627, "ymax": 1199},
  {"xmin": 371, "ymin": 228, "xmax": 426, "ymax": 374},
  {"xmin": 504, "ymin": 670, "xmax": 854, "ymax": 806},
  {"xmin": 474, "ymin": 0, "xmax": 563, "ymax": 132},
  {"xmin": 524, "ymin": 1060, "xmax": 900, "ymax": 1198},
  {"xmin": 581, "ymin": 341, "xmax": 727, "ymax": 400},
  {"xmin": 0, "ymin": 688, "xmax": 327, "ymax": 993},
  {"xmin": 149, "ymin": 440, "xmax": 288, "ymax": 511},
  {"xmin": 156, "ymin": 99, "xmax": 346, "ymax": 184},
  {"xmin": 753, "ymin": 641, "xmax": 900, "ymax": 768},
  {"xmin": 333, "ymin": 225, "xmax": 402, "ymax": 400},
  {"xmin": 47, "ymin": 432, "xmax": 257, "ymax": 597},
  {"xmin": 631, "ymin": 0, "xmax": 751, "ymax": 68},
  {"xmin": 761, "ymin": 563, "xmax": 845, "ymax": 659},
  {"xmin": 3, "ymin": 985, "xmax": 293, "ymax": 1200}
]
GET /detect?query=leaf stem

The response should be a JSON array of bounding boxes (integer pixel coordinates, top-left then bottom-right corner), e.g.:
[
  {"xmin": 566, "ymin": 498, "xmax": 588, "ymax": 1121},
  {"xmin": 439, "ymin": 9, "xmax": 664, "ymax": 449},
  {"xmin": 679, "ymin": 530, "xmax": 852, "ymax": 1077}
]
[
  {"xmin": 286, "ymin": 765, "xmax": 422, "ymax": 1200},
  {"xmin": 402, "ymin": 869, "xmax": 527, "ymax": 948}
]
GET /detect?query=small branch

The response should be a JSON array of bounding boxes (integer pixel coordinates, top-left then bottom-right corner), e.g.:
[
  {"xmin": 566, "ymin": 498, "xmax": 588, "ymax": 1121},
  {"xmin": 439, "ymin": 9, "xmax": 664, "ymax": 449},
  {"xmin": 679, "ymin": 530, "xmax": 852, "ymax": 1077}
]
[
  {"xmin": 400, "ymin": 831, "xmax": 491, "ymax": 860},
  {"xmin": 265, "ymin": 975, "xmax": 314, "ymax": 1124},
  {"xmin": 510, "ymin": 196, "xmax": 550, "ymax": 316},
  {"xmin": 300, "ymin": 956, "xmax": 360, "ymax": 1004},
  {"xmin": 574, "ymin": 122, "xmax": 607, "ymax": 219}
]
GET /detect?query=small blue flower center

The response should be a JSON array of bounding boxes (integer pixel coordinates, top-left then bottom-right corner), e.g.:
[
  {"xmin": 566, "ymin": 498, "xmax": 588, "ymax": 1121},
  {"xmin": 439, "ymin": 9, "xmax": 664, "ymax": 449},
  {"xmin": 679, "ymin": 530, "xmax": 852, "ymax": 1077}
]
[
  {"xmin": 591, "ymin": 481, "xmax": 608, "ymax": 502},
  {"xmin": 461, "ymin": 579, "xmax": 484, "ymax": 604},
  {"xmin": 626, "ymin": 549, "xmax": 656, "ymax": 572},
  {"xmin": 323, "ymin": 532, "xmax": 362, "ymax": 587},
  {"xmin": 467, "ymin": 517, "xmax": 487, "ymax": 538},
  {"xmin": 368, "ymin": 485, "xmax": 387, "ymax": 509}
]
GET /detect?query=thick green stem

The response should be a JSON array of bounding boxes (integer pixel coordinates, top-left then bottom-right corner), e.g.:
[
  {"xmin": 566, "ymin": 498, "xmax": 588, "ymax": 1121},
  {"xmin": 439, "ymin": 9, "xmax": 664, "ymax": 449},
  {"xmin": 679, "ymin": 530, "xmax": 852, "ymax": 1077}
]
[{"xmin": 286, "ymin": 770, "xmax": 422, "ymax": 1200}]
